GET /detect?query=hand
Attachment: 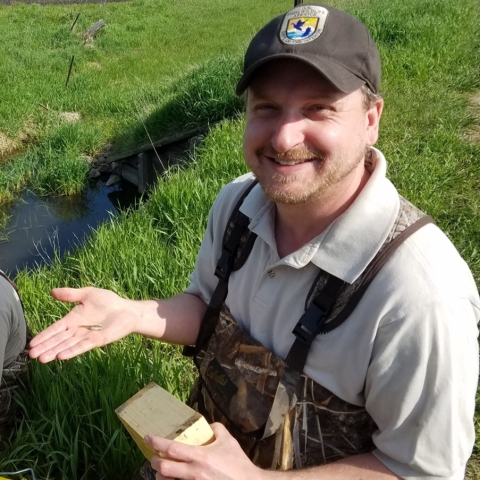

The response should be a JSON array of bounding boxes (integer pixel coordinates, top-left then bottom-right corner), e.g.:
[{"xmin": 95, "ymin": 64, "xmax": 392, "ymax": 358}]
[
  {"xmin": 147, "ymin": 423, "xmax": 264, "ymax": 480},
  {"xmin": 29, "ymin": 287, "xmax": 137, "ymax": 363}
]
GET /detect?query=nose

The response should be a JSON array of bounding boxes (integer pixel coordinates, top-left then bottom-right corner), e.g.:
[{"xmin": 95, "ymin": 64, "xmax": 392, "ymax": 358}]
[{"xmin": 271, "ymin": 115, "xmax": 306, "ymax": 153}]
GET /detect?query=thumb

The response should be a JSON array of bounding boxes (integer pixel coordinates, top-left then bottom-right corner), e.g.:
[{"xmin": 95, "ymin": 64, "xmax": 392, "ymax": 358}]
[{"xmin": 51, "ymin": 287, "xmax": 91, "ymax": 303}]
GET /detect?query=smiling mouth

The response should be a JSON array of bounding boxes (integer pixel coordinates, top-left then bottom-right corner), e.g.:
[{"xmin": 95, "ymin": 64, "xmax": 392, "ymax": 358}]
[
  {"xmin": 259, "ymin": 146, "xmax": 322, "ymax": 167},
  {"xmin": 271, "ymin": 157, "xmax": 315, "ymax": 166}
]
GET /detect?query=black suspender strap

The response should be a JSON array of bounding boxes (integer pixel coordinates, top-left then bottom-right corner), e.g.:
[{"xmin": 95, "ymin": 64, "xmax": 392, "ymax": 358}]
[
  {"xmin": 184, "ymin": 180, "xmax": 258, "ymax": 357},
  {"xmin": 323, "ymin": 214, "xmax": 435, "ymax": 334},
  {"xmin": 357, "ymin": 215, "xmax": 434, "ymax": 289},
  {"xmin": 285, "ymin": 214, "xmax": 435, "ymax": 373}
]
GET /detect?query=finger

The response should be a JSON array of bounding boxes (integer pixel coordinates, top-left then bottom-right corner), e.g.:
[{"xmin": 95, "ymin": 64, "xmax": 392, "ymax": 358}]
[
  {"xmin": 151, "ymin": 460, "xmax": 176, "ymax": 480},
  {"xmin": 50, "ymin": 286, "xmax": 92, "ymax": 304},
  {"xmin": 155, "ymin": 474, "xmax": 175, "ymax": 480},
  {"xmin": 31, "ymin": 327, "xmax": 101, "ymax": 362},
  {"xmin": 146, "ymin": 436, "xmax": 196, "ymax": 463},
  {"xmin": 30, "ymin": 294, "xmax": 103, "ymax": 349},
  {"xmin": 39, "ymin": 335, "xmax": 100, "ymax": 363},
  {"xmin": 151, "ymin": 455, "xmax": 190, "ymax": 480},
  {"xmin": 29, "ymin": 299, "xmax": 88, "ymax": 349},
  {"xmin": 209, "ymin": 422, "xmax": 228, "ymax": 438},
  {"xmin": 29, "ymin": 317, "xmax": 72, "ymax": 349},
  {"xmin": 155, "ymin": 472, "xmax": 175, "ymax": 480}
]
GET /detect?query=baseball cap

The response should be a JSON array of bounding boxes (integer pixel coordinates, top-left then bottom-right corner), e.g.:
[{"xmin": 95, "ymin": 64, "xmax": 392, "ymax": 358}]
[{"xmin": 236, "ymin": 3, "xmax": 381, "ymax": 95}]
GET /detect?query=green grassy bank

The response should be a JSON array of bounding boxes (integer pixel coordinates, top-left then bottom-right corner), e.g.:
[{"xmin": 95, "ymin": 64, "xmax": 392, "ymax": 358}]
[
  {"xmin": 1, "ymin": 0, "xmax": 479, "ymax": 478},
  {"xmin": 0, "ymin": 0, "xmax": 290, "ymax": 202}
]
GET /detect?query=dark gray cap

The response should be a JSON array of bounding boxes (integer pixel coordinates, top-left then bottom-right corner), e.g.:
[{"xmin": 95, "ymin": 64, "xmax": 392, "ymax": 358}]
[{"xmin": 236, "ymin": 3, "xmax": 381, "ymax": 95}]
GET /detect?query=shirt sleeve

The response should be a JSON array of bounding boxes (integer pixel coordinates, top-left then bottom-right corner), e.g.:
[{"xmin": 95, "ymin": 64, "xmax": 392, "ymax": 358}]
[
  {"xmin": 366, "ymin": 298, "xmax": 479, "ymax": 480},
  {"xmin": 0, "ymin": 276, "xmax": 26, "ymax": 375},
  {"xmin": 0, "ymin": 288, "xmax": 10, "ymax": 371}
]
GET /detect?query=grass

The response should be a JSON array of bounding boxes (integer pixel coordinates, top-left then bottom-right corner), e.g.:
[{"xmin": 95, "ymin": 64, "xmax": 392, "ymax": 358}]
[
  {"xmin": 0, "ymin": 52, "xmax": 248, "ymax": 200},
  {"xmin": 0, "ymin": 0, "xmax": 479, "ymax": 478},
  {"xmin": 364, "ymin": 0, "xmax": 480, "ymax": 284},
  {"xmin": 0, "ymin": 0, "xmax": 290, "ymax": 201},
  {"xmin": 1, "ymin": 120, "xmax": 248, "ymax": 479}
]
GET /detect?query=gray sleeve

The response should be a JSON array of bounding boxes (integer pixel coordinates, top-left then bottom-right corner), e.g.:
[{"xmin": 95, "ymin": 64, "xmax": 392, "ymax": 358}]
[{"xmin": 0, "ymin": 276, "xmax": 26, "ymax": 379}]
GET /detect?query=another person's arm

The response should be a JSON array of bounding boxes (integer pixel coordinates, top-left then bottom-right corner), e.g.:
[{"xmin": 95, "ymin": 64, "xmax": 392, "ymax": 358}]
[
  {"xmin": 29, "ymin": 287, "xmax": 206, "ymax": 363},
  {"xmin": 0, "ymin": 275, "xmax": 27, "ymax": 379}
]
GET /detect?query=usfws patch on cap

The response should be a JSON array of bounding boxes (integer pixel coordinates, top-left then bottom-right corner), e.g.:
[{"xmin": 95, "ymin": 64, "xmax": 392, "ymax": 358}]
[{"xmin": 280, "ymin": 5, "xmax": 329, "ymax": 45}]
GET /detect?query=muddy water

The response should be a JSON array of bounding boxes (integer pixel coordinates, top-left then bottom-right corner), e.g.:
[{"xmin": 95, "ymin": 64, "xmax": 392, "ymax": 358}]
[{"xmin": 0, "ymin": 178, "xmax": 141, "ymax": 275}]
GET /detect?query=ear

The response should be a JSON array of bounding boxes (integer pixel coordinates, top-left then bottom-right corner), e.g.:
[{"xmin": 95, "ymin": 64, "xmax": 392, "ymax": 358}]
[{"xmin": 366, "ymin": 98, "xmax": 384, "ymax": 146}]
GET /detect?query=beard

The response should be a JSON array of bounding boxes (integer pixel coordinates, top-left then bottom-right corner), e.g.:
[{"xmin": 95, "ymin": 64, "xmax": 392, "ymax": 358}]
[{"xmin": 251, "ymin": 145, "xmax": 366, "ymax": 205}]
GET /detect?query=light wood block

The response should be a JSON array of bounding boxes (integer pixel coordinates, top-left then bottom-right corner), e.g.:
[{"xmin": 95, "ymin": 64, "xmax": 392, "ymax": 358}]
[{"xmin": 116, "ymin": 382, "xmax": 214, "ymax": 460}]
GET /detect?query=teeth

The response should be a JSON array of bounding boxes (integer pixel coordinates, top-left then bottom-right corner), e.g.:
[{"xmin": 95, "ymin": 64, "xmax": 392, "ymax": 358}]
[{"xmin": 275, "ymin": 159, "xmax": 307, "ymax": 166}]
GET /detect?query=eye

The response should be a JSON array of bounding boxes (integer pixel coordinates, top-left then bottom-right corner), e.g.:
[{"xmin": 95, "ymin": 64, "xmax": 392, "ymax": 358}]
[
  {"xmin": 306, "ymin": 104, "xmax": 334, "ymax": 119},
  {"xmin": 254, "ymin": 103, "xmax": 277, "ymax": 111},
  {"xmin": 249, "ymin": 102, "xmax": 279, "ymax": 117},
  {"xmin": 308, "ymin": 104, "xmax": 328, "ymax": 112}
]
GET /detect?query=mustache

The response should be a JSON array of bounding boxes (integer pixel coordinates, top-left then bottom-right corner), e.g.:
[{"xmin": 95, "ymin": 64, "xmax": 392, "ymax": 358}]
[{"xmin": 259, "ymin": 146, "xmax": 323, "ymax": 162}]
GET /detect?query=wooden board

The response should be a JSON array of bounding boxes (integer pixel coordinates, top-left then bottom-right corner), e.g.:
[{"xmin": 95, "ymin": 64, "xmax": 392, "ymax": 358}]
[
  {"xmin": 116, "ymin": 382, "xmax": 214, "ymax": 460},
  {"xmin": 106, "ymin": 125, "xmax": 211, "ymax": 163},
  {"xmin": 83, "ymin": 20, "xmax": 105, "ymax": 41}
]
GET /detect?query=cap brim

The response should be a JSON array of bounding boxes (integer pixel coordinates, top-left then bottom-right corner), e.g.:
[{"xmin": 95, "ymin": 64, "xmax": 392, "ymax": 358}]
[{"xmin": 235, "ymin": 53, "xmax": 366, "ymax": 96}]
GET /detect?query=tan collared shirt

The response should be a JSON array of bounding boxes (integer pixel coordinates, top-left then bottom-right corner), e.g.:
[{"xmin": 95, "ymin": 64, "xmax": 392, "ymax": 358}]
[{"xmin": 186, "ymin": 148, "xmax": 480, "ymax": 480}]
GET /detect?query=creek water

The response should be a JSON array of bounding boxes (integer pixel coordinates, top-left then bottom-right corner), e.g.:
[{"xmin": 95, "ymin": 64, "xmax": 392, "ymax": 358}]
[{"xmin": 0, "ymin": 177, "xmax": 142, "ymax": 275}]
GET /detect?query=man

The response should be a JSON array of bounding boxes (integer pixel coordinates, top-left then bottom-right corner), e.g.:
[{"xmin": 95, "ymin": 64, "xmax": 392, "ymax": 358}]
[
  {"xmin": 29, "ymin": 3, "xmax": 479, "ymax": 479},
  {"xmin": 0, "ymin": 271, "xmax": 28, "ymax": 447}
]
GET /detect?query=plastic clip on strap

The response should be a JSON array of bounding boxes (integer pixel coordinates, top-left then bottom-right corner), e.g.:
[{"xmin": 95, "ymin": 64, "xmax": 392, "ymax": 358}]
[
  {"xmin": 291, "ymin": 302, "xmax": 328, "ymax": 346},
  {"xmin": 286, "ymin": 276, "xmax": 344, "ymax": 373}
]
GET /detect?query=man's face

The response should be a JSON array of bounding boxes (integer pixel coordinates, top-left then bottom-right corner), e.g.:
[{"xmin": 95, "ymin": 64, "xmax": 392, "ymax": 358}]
[{"xmin": 243, "ymin": 59, "xmax": 382, "ymax": 205}]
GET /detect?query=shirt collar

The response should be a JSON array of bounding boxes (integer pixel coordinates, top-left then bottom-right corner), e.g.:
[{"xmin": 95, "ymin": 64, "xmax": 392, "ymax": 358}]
[{"xmin": 239, "ymin": 148, "xmax": 400, "ymax": 283}]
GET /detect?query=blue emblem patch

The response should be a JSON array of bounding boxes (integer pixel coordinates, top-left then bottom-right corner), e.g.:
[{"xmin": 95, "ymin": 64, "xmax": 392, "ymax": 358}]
[
  {"xmin": 280, "ymin": 5, "xmax": 328, "ymax": 45},
  {"xmin": 286, "ymin": 17, "xmax": 319, "ymax": 40}
]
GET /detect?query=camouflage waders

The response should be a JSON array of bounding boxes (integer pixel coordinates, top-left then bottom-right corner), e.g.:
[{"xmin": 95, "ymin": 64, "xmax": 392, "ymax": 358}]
[
  {"xmin": 190, "ymin": 305, "xmax": 377, "ymax": 469},
  {"xmin": 134, "ymin": 181, "xmax": 433, "ymax": 477}
]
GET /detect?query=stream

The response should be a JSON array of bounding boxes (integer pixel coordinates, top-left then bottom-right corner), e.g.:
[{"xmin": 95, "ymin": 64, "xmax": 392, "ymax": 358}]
[{"xmin": 0, "ymin": 177, "xmax": 142, "ymax": 275}]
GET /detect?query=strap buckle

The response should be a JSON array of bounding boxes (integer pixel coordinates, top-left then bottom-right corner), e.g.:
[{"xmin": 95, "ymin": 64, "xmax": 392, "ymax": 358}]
[
  {"xmin": 291, "ymin": 303, "xmax": 327, "ymax": 345},
  {"xmin": 214, "ymin": 246, "xmax": 235, "ymax": 281}
]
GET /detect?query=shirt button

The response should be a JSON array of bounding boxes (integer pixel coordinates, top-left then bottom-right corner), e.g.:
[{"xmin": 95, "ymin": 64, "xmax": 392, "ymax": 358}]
[{"xmin": 267, "ymin": 270, "xmax": 275, "ymax": 278}]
